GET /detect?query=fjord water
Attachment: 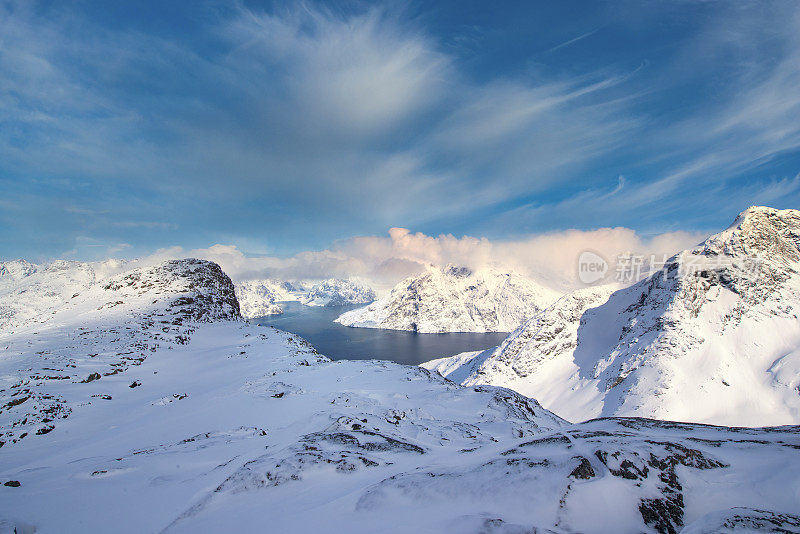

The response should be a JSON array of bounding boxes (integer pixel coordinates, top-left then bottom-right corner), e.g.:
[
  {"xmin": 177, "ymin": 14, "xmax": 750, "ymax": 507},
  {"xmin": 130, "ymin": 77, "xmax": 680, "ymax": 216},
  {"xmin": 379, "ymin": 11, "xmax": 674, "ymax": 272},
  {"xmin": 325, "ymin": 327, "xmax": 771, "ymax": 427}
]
[{"xmin": 254, "ymin": 301, "xmax": 509, "ymax": 366}]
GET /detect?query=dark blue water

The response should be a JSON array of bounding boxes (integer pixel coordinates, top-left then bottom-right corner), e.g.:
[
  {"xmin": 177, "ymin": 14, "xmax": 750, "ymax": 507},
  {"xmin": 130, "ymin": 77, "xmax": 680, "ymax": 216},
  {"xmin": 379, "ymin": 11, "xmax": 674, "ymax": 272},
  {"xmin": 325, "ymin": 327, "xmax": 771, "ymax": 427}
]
[{"xmin": 254, "ymin": 302, "xmax": 508, "ymax": 366}]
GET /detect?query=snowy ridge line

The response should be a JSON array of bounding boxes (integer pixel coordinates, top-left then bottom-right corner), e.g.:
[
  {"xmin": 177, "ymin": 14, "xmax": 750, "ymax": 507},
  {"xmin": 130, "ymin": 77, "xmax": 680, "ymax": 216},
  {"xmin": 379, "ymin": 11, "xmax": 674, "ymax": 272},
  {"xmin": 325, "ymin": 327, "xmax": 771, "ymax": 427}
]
[{"xmin": 0, "ymin": 259, "xmax": 245, "ymax": 447}]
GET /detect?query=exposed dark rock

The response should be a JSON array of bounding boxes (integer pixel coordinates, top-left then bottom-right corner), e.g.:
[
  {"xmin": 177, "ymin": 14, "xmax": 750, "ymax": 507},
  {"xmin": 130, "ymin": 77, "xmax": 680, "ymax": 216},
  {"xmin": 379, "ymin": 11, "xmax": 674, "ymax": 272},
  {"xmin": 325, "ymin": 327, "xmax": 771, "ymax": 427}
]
[
  {"xmin": 686, "ymin": 507, "xmax": 800, "ymax": 533},
  {"xmin": 569, "ymin": 457, "xmax": 595, "ymax": 480},
  {"xmin": 81, "ymin": 372, "xmax": 101, "ymax": 383}
]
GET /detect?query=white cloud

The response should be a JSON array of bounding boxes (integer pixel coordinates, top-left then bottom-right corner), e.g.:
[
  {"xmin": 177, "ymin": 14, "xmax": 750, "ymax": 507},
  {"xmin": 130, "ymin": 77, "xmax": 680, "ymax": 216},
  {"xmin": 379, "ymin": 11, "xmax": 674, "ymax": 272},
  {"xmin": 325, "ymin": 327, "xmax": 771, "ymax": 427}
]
[
  {"xmin": 128, "ymin": 226, "xmax": 704, "ymax": 292},
  {"xmin": 225, "ymin": 5, "xmax": 450, "ymax": 141},
  {"xmin": 0, "ymin": 0, "xmax": 643, "ymax": 238}
]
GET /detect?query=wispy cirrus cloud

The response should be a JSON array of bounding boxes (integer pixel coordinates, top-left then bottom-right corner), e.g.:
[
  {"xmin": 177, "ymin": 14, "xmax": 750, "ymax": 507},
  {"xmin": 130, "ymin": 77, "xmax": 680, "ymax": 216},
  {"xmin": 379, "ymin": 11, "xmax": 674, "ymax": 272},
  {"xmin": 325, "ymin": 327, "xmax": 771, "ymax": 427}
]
[
  {"xmin": 0, "ymin": 0, "xmax": 798, "ymax": 261},
  {"xmin": 495, "ymin": 2, "xmax": 800, "ymax": 234},
  {"xmin": 0, "ymin": 0, "xmax": 643, "ymax": 259}
]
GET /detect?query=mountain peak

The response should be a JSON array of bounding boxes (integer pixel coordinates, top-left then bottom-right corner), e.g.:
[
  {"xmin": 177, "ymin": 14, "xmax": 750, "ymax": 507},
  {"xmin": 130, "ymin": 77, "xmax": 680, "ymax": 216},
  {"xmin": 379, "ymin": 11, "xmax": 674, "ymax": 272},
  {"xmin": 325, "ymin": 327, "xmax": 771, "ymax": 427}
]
[
  {"xmin": 0, "ymin": 259, "xmax": 38, "ymax": 279},
  {"xmin": 443, "ymin": 264, "xmax": 473, "ymax": 278},
  {"xmin": 702, "ymin": 205, "xmax": 800, "ymax": 262},
  {"xmin": 732, "ymin": 205, "xmax": 799, "ymax": 228},
  {"xmin": 428, "ymin": 206, "xmax": 800, "ymax": 426}
]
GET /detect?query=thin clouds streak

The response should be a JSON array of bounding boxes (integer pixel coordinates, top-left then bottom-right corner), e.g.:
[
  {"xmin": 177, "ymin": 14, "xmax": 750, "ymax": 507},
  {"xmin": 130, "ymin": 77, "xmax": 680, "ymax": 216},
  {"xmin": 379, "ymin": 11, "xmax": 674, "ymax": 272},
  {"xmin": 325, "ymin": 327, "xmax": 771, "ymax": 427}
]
[
  {"xmin": 0, "ymin": 1, "xmax": 797, "ymax": 260},
  {"xmin": 0, "ymin": 1, "xmax": 645, "ymax": 258}
]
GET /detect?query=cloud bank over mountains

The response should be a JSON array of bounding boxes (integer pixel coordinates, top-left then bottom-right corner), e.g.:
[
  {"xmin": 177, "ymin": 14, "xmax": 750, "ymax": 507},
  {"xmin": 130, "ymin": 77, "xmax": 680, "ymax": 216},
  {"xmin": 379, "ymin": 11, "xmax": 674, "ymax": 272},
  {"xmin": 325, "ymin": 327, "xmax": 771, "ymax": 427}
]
[{"xmin": 133, "ymin": 226, "xmax": 704, "ymax": 290}]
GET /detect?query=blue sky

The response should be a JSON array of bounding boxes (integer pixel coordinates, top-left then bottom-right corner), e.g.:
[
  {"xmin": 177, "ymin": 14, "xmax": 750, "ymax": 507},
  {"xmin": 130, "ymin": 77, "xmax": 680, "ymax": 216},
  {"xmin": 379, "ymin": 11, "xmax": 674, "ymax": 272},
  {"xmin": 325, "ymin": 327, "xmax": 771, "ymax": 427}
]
[{"xmin": 1, "ymin": 0, "xmax": 799, "ymax": 261}]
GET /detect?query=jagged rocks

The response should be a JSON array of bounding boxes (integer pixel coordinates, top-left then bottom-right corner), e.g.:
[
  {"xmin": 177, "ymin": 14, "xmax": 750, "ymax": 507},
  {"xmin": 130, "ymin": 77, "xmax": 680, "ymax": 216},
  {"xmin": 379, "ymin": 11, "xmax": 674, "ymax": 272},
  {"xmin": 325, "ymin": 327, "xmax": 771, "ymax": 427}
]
[
  {"xmin": 568, "ymin": 457, "xmax": 595, "ymax": 479},
  {"xmin": 682, "ymin": 507, "xmax": 800, "ymax": 533}
]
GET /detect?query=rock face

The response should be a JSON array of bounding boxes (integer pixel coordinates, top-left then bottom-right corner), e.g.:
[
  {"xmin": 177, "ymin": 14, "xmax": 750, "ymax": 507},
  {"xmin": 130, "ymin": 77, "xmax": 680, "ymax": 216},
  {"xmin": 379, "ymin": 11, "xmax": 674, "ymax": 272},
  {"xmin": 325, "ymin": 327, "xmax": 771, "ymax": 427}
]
[
  {"xmin": 681, "ymin": 507, "xmax": 800, "ymax": 534},
  {"xmin": 424, "ymin": 207, "xmax": 800, "ymax": 426},
  {"xmin": 336, "ymin": 265, "xmax": 561, "ymax": 333},
  {"xmin": 0, "ymin": 256, "xmax": 798, "ymax": 533},
  {"xmin": 301, "ymin": 278, "xmax": 376, "ymax": 307},
  {"xmin": 0, "ymin": 258, "xmax": 239, "ymax": 330}
]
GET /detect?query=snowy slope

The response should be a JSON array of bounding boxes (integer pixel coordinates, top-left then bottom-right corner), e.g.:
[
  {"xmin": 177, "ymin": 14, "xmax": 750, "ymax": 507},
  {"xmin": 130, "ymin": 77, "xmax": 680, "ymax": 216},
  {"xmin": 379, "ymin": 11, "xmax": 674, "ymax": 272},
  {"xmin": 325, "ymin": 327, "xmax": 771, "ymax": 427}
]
[
  {"xmin": 301, "ymin": 278, "xmax": 376, "ymax": 307},
  {"xmin": 1, "ymin": 258, "xmax": 799, "ymax": 532},
  {"xmin": 0, "ymin": 258, "xmax": 146, "ymax": 333},
  {"xmin": 424, "ymin": 207, "xmax": 800, "ymax": 426},
  {"xmin": 336, "ymin": 265, "xmax": 561, "ymax": 333},
  {"xmin": 0, "ymin": 259, "xmax": 98, "ymax": 332}
]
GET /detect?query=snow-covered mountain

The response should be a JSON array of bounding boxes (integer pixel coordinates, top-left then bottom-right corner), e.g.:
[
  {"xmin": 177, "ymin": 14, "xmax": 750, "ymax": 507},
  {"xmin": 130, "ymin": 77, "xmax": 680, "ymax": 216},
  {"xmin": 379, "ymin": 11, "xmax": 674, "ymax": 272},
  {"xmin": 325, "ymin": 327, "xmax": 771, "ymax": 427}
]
[
  {"xmin": 235, "ymin": 278, "xmax": 376, "ymax": 318},
  {"xmin": 1, "ymin": 257, "xmax": 799, "ymax": 532},
  {"xmin": 235, "ymin": 279, "xmax": 301, "ymax": 318},
  {"xmin": 424, "ymin": 206, "xmax": 800, "ymax": 426},
  {"xmin": 336, "ymin": 265, "xmax": 561, "ymax": 333},
  {"xmin": 301, "ymin": 278, "xmax": 376, "ymax": 307}
]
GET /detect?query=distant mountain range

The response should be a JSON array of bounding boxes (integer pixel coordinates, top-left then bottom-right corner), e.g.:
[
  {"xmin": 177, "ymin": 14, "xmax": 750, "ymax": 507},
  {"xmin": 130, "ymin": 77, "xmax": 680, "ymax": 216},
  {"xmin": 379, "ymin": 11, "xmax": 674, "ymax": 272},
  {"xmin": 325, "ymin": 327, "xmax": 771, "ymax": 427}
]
[
  {"xmin": 424, "ymin": 206, "xmax": 800, "ymax": 426},
  {"xmin": 234, "ymin": 279, "xmax": 300, "ymax": 318},
  {"xmin": 336, "ymin": 265, "xmax": 561, "ymax": 333},
  {"xmin": 235, "ymin": 277, "xmax": 376, "ymax": 318}
]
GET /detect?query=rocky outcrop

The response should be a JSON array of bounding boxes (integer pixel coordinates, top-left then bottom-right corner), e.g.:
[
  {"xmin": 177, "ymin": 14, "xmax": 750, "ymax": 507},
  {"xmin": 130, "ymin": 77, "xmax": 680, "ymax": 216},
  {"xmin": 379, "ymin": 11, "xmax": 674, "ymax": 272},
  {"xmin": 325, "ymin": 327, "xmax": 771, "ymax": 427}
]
[
  {"xmin": 0, "ymin": 259, "xmax": 240, "ymax": 447},
  {"xmin": 102, "ymin": 259, "xmax": 241, "ymax": 323}
]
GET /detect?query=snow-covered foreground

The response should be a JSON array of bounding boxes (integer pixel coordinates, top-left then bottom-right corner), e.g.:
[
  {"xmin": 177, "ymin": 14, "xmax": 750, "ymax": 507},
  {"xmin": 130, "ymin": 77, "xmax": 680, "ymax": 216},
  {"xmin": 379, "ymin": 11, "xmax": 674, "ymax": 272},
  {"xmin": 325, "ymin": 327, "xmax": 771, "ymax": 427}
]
[
  {"xmin": 425, "ymin": 207, "xmax": 800, "ymax": 427},
  {"xmin": 336, "ymin": 265, "xmax": 560, "ymax": 333},
  {"xmin": 1, "ymin": 258, "xmax": 799, "ymax": 533}
]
